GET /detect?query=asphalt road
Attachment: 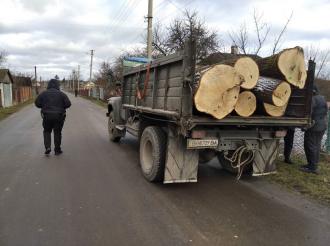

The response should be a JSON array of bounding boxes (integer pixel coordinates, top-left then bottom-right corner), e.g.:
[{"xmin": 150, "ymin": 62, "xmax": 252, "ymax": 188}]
[{"xmin": 0, "ymin": 95, "xmax": 330, "ymax": 246}]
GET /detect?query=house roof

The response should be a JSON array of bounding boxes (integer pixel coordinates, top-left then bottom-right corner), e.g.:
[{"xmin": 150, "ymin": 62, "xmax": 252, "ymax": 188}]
[
  {"xmin": 0, "ymin": 69, "xmax": 14, "ymax": 83},
  {"xmin": 13, "ymin": 75, "xmax": 32, "ymax": 86}
]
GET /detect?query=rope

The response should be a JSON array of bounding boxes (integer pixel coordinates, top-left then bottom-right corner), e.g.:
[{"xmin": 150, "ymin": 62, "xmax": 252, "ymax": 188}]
[
  {"xmin": 224, "ymin": 145, "xmax": 255, "ymax": 180},
  {"xmin": 136, "ymin": 63, "xmax": 151, "ymax": 100}
]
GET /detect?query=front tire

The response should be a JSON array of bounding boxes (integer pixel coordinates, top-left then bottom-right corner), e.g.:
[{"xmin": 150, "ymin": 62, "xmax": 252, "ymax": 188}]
[
  {"xmin": 108, "ymin": 112, "xmax": 121, "ymax": 142},
  {"xmin": 139, "ymin": 126, "xmax": 167, "ymax": 182}
]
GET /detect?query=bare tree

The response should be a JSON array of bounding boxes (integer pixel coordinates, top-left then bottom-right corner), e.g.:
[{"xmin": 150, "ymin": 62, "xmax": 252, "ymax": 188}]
[
  {"xmin": 229, "ymin": 23, "xmax": 249, "ymax": 54},
  {"xmin": 152, "ymin": 23, "xmax": 171, "ymax": 57},
  {"xmin": 253, "ymin": 9, "xmax": 270, "ymax": 55},
  {"xmin": 152, "ymin": 10, "xmax": 220, "ymax": 59},
  {"xmin": 94, "ymin": 61, "xmax": 115, "ymax": 88},
  {"xmin": 229, "ymin": 10, "xmax": 293, "ymax": 56},
  {"xmin": 305, "ymin": 45, "xmax": 330, "ymax": 79},
  {"xmin": 271, "ymin": 11, "xmax": 293, "ymax": 55}
]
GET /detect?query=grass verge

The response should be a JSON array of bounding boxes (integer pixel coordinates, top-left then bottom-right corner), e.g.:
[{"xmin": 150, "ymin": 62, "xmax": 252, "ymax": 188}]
[
  {"xmin": 80, "ymin": 96, "xmax": 107, "ymax": 108},
  {"xmin": 267, "ymin": 156, "xmax": 330, "ymax": 205},
  {"xmin": 0, "ymin": 98, "xmax": 34, "ymax": 121}
]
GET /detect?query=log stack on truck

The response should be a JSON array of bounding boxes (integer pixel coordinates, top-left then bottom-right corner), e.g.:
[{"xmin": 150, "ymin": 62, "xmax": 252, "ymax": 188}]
[
  {"xmin": 194, "ymin": 46, "xmax": 306, "ymax": 119},
  {"xmin": 106, "ymin": 40, "xmax": 314, "ymax": 183}
]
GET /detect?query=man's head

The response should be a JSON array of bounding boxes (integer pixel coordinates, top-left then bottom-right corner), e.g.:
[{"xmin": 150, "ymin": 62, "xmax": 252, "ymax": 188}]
[
  {"xmin": 313, "ymin": 84, "xmax": 319, "ymax": 95},
  {"xmin": 47, "ymin": 79, "xmax": 60, "ymax": 90}
]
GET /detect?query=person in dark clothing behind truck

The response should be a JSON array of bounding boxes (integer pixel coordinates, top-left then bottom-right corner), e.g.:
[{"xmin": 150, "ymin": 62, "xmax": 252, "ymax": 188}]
[
  {"xmin": 300, "ymin": 85, "xmax": 328, "ymax": 174},
  {"xmin": 35, "ymin": 79, "xmax": 71, "ymax": 155}
]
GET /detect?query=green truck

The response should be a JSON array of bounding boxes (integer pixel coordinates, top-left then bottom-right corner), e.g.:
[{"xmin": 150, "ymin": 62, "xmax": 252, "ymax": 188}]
[{"xmin": 106, "ymin": 41, "xmax": 314, "ymax": 183}]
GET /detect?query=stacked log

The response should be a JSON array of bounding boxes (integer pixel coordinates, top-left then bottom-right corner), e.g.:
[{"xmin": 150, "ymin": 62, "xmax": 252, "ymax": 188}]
[
  {"xmin": 255, "ymin": 46, "xmax": 307, "ymax": 89},
  {"xmin": 193, "ymin": 46, "xmax": 307, "ymax": 119},
  {"xmin": 194, "ymin": 64, "xmax": 242, "ymax": 119},
  {"xmin": 263, "ymin": 103, "xmax": 288, "ymax": 117},
  {"xmin": 234, "ymin": 91, "xmax": 256, "ymax": 117}
]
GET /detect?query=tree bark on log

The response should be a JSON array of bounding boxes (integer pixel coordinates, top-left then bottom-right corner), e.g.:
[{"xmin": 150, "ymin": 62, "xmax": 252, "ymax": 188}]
[
  {"xmin": 253, "ymin": 77, "xmax": 291, "ymax": 107},
  {"xmin": 263, "ymin": 103, "xmax": 288, "ymax": 117},
  {"xmin": 194, "ymin": 64, "xmax": 242, "ymax": 119},
  {"xmin": 234, "ymin": 91, "xmax": 257, "ymax": 117},
  {"xmin": 255, "ymin": 46, "xmax": 307, "ymax": 89}
]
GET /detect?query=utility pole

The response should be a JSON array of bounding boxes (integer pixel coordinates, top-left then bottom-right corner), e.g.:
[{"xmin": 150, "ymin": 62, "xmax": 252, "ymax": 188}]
[
  {"xmin": 146, "ymin": 0, "xmax": 153, "ymax": 60},
  {"xmin": 34, "ymin": 66, "xmax": 39, "ymax": 94},
  {"xmin": 34, "ymin": 66, "xmax": 37, "ymax": 82},
  {"xmin": 77, "ymin": 65, "xmax": 80, "ymax": 92},
  {"xmin": 89, "ymin": 50, "xmax": 94, "ymax": 84},
  {"xmin": 72, "ymin": 70, "xmax": 76, "ymax": 91}
]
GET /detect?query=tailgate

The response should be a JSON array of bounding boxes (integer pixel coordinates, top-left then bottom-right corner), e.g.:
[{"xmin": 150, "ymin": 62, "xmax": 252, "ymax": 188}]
[{"xmin": 190, "ymin": 115, "xmax": 311, "ymax": 128}]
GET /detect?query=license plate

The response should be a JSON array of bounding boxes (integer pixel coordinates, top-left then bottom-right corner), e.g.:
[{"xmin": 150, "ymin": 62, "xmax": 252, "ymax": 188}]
[{"xmin": 187, "ymin": 139, "xmax": 218, "ymax": 149}]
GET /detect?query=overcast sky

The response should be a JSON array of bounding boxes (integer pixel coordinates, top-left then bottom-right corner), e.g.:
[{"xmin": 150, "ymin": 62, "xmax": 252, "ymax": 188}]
[{"xmin": 0, "ymin": 0, "xmax": 329, "ymax": 80}]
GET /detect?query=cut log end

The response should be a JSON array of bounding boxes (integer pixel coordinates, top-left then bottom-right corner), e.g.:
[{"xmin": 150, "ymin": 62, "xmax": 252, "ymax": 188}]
[
  {"xmin": 234, "ymin": 57, "xmax": 259, "ymax": 89},
  {"xmin": 278, "ymin": 46, "xmax": 307, "ymax": 89},
  {"xmin": 264, "ymin": 103, "xmax": 288, "ymax": 117},
  {"xmin": 253, "ymin": 77, "xmax": 292, "ymax": 107},
  {"xmin": 272, "ymin": 81, "xmax": 291, "ymax": 107},
  {"xmin": 235, "ymin": 91, "xmax": 257, "ymax": 117},
  {"xmin": 194, "ymin": 64, "xmax": 241, "ymax": 119}
]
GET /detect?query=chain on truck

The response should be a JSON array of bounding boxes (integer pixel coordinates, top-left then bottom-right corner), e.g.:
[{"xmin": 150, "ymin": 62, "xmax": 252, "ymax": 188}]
[{"xmin": 106, "ymin": 39, "xmax": 314, "ymax": 184}]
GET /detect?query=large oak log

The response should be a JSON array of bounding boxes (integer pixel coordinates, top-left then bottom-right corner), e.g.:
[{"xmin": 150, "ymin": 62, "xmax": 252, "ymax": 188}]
[
  {"xmin": 253, "ymin": 77, "xmax": 291, "ymax": 107},
  {"xmin": 256, "ymin": 47, "xmax": 307, "ymax": 89},
  {"xmin": 194, "ymin": 64, "xmax": 242, "ymax": 119},
  {"xmin": 220, "ymin": 57, "xmax": 259, "ymax": 89},
  {"xmin": 234, "ymin": 91, "xmax": 257, "ymax": 117},
  {"xmin": 263, "ymin": 103, "xmax": 288, "ymax": 117}
]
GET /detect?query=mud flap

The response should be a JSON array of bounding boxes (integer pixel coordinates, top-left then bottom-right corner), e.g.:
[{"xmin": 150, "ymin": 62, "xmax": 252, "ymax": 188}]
[
  {"xmin": 252, "ymin": 139, "xmax": 279, "ymax": 176},
  {"xmin": 164, "ymin": 133, "xmax": 199, "ymax": 184}
]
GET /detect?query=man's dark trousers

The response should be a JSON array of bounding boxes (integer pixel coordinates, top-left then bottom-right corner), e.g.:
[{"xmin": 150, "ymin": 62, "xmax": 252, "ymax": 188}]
[
  {"xmin": 304, "ymin": 129, "xmax": 325, "ymax": 171},
  {"xmin": 284, "ymin": 128, "xmax": 295, "ymax": 161},
  {"xmin": 43, "ymin": 113, "xmax": 65, "ymax": 151}
]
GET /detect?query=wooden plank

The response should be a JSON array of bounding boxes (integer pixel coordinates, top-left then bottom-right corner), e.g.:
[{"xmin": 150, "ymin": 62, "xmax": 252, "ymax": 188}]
[
  {"xmin": 122, "ymin": 104, "xmax": 180, "ymax": 118},
  {"xmin": 155, "ymin": 97, "xmax": 164, "ymax": 109},
  {"xmin": 167, "ymin": 97, "xmax": 181, "ymax": 112},
  {"xmin": 157, "ymin": 88, "xmax": 166, "ymax": 97},
  {"xmin": 167, "ymin": 87, "xmax": 182, "ymax": 97},
  {"xmin": 164, "ymin": 66, "xmax": 170, "ymax": 110},
  {"xmin": 168, "ymin": 77, "xmax": 182, "ymax": 87},
  {"xmin": 152, "ymin": 66, "xmax": 158, "ymax": 109}
]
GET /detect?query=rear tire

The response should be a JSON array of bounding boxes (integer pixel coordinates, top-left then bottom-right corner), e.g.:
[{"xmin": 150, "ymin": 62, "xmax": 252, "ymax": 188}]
[
  {"xmin": 139, "ymin": 126, "xmax": 167, "ymax": 182},
  {"xmin": 108, "ymin": 112, "xmax": 121, "ymax": 142}
]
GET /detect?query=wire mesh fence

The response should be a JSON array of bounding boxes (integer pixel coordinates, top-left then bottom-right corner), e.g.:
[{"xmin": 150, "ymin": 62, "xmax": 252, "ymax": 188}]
[{"xmin": 279, "ymin": 110, "xmax": 330, "ymax": 159}]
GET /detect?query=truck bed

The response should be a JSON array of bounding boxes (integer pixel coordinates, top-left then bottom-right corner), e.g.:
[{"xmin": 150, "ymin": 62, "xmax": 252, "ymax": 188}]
[{"xmin": 122, "ymin": 44, "xmax": 313, "ymax": 129}]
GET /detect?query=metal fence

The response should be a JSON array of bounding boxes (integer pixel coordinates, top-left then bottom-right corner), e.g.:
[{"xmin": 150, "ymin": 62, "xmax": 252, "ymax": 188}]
[{"xmin": 281, "ymin": 110, "xmax": 330, "ymax": 158}]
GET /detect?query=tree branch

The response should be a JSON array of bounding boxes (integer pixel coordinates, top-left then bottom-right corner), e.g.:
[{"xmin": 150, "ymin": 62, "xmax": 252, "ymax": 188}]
[{"xmin": 272, "ymin": 11, "xmax": 293, "ymax": 55}]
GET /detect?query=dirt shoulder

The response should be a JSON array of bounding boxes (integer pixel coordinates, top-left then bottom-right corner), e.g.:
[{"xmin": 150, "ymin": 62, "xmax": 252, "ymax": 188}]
[
  {"xmin": 266, "ymin": 157, "xmax": 330, "ymax": 206},
  {"xmin": 80, "ymin": 95, "xmax": 107, "ymax": 108},
  {"xmin": 0, "ymin": 99, "xmax": 34, "ymax": 121}
]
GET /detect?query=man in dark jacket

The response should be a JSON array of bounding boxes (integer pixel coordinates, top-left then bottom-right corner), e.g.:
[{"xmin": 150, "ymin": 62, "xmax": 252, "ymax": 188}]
[
  {"xmin": 35, "ymin": 79, "xmax": 71, "ymax": 155},
  {"xmin": 301, "ymin": 85, "xmax": 328, "ymax": 174}
]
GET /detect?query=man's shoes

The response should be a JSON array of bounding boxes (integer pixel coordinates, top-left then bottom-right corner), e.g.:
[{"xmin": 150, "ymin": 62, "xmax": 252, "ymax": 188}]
[
  {"xmin": 284, "ymin": 159, "xmax": 294, "ymax": 164},
  {"xmin": 44, "ymin": 148, "xmax": 51, "ymax": 155},
  {"xmin": 300, "ymin": 166, "xmax": 319, "ymax": 175},
  {"xmin": 54, "ymin": 149, "xmax": 63, "ymax": 155}
]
